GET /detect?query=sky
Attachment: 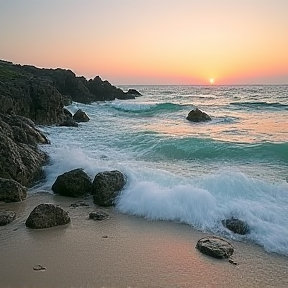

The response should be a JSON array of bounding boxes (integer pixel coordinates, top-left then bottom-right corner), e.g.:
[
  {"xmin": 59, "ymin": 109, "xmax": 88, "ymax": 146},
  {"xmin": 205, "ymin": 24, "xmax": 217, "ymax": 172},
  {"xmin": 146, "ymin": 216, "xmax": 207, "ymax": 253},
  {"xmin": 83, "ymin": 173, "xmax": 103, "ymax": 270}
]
[{"xmin": 0, "ymin": 0, "xmax": 287, "ymax": 85}]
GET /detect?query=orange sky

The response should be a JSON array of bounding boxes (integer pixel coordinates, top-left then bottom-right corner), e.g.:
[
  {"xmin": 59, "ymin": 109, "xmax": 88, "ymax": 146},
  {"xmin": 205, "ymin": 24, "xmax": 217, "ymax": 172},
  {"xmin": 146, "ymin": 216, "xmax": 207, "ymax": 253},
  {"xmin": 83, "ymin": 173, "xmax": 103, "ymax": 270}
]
[{"xmin": 0, "ymin": 0, "xmax": 287, "ymax": 85}]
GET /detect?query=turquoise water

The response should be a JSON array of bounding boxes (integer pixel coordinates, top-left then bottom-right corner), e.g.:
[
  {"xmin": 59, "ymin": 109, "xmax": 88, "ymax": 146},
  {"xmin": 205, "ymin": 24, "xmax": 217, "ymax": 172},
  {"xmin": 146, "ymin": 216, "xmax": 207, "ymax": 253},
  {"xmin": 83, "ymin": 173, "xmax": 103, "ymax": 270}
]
[{"xmin": 37, "ymin": 85, "xmax": 288, "ymax": 256}]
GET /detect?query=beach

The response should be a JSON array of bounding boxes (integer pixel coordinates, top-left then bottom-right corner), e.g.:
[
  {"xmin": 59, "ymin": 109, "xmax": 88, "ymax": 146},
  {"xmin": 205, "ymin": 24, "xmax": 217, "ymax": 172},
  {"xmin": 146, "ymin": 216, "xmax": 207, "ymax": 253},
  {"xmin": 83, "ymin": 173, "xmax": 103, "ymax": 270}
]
[{"xmin": 1, "ymin": 192, "xmax": 288, "ymax": 288}]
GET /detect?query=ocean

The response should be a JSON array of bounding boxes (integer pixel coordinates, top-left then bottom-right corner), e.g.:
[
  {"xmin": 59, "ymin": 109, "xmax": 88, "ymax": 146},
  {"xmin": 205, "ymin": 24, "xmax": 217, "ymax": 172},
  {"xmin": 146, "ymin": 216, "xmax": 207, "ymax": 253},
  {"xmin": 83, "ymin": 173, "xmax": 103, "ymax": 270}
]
[{"xmin": 35, "ymin": 85, "xmax": 288, "ymax": 256}]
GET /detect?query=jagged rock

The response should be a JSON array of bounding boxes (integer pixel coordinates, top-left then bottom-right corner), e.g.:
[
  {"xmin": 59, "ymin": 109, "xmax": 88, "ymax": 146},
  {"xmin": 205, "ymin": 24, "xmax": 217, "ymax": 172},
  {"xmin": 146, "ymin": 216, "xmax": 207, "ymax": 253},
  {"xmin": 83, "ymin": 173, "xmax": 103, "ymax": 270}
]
[
  {"xmin": 0, "ymin": 114, "xmax": 48, "ymax": 186},
  {"xmin": 126, "ymin": 89, "xmax": 142, "ymax": 96},
  {"xmin": 186, "ymin": 108, "xmax": 211, "ymax": 122},
  {"xmin": 0, "ymin": 178, "xmax": 27, "ymax": 202},
  {"xmin": 73, "ymin": 109, "xmax": 90, "ymax": 122},
  {"xmin": 222, "ymin": 218, "xmax": 250, "ymax": 235},
  {"xmin": 196, "ymin": 236, "xmax": 234, "ymax": 259},
  {"xmin": 0, "ymin": 211, "xmax": 16, "ymax": 226},
  {"xmin": 52, "ymin": 168, "xmax": 93, "ymax": 197},
  {"xmin": 92, "ymin": 170, "xmax": 126, "ymax": 207},
  {"xmin": 25, "ymin": 203, "xmax": 70, "ymax": 229},
  {"xmin": 89, "ymin": 210, "xmax": 110, "ymax": 220}
]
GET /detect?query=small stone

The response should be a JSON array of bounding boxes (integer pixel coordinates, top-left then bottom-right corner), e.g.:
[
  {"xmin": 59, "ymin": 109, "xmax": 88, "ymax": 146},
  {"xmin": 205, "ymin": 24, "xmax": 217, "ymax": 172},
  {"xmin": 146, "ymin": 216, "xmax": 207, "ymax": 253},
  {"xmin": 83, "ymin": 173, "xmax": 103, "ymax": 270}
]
[{"xmin": 33, "ymin": 264, "xmax": 46, "ymax": 271}]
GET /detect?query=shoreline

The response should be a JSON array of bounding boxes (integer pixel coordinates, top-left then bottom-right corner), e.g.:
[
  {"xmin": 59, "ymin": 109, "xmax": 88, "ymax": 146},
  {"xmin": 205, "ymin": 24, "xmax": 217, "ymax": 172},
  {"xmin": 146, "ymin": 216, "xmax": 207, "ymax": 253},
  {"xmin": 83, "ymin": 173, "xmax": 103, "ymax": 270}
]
[{"xmin": 1, "ymin": 192, "xmax": 288, "ymax": 288}]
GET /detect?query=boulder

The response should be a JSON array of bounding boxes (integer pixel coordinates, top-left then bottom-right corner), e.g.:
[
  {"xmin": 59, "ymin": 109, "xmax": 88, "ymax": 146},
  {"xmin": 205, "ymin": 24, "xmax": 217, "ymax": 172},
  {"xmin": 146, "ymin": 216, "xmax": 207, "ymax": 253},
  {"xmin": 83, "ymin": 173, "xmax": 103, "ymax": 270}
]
[
  {"xmin": 0, "ymin": 114, "xmax": 49, "ymax": 187},
  {"xmin": 89, "ymin": 210, "xmax": 110, "ymax": 220},
  {"xmin": 25, "ymin": 203, "xmax": 70, "ymax": 229},
  {"xmin": 0, "ymin": 178, "xmax": 27, "ymax": 202},
  {"xmin": 0, "ymin": 211, "xmax": 16, "ymax": 226},
  {"xmin": 52, "ymin": 168, "xmax": 93, "ymax": 197},
  {"xmin": 186, "ymin": 108, "xmax": 211, "ymax": 122},
  {"xmin": 73, "ymin": 109, "xmax": 90, "ymax": 122},
  {"xmin": 92, "ymin": 170, "xmax": 126, "ymax": 207},
  {"xmin": 196, "ymin": 236, "xmax": 234, "ymax": 259},
  {"xmin": 222, "ymin": 218, "xmax": 250, "ymax": 235}
]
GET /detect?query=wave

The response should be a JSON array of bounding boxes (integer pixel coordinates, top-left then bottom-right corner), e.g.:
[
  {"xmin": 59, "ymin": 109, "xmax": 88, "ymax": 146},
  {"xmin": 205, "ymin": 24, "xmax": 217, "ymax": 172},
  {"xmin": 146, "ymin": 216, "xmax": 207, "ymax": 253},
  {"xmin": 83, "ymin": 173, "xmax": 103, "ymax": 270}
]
[
  {"xmin": 116, "ymin": 168, "xmax": 288, "ymax": 256},
  {"xmin": 230, "ymin": 101, "xmax": 288, "ymax": 110},
  {"xmin": 127, "ymin": 134, "xmax": 288, "ymax": 163},
  {"xmin": 110, "ymin": 101, "xmax": 185, "ymax": 114}
]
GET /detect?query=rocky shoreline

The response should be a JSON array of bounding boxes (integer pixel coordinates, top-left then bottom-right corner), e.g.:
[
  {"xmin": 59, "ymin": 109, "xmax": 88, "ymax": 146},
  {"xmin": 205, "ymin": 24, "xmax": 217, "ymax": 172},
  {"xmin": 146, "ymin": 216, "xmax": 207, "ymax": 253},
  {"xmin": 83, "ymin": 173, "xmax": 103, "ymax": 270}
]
[{"xmin": 1, "ymin": 60, "xmax": 248, "ymax": 262}]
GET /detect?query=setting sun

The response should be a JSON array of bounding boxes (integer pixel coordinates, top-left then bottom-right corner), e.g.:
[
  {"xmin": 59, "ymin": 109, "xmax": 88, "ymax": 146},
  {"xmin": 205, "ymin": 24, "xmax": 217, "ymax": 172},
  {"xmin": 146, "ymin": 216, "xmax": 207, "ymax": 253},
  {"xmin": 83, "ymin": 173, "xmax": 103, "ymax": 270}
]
[{"xmin": 209, "ymin": 78, "xmax": 214, "ymax": 85}]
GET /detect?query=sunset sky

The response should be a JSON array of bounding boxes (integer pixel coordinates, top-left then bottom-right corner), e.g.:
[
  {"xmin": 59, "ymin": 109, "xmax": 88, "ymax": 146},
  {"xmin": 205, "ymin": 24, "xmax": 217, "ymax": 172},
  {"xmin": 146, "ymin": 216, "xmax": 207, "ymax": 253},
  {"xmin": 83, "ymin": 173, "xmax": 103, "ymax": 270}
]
[{"xmin": 0, "ymin": 0, "xmax": 287, "ymax": 85}]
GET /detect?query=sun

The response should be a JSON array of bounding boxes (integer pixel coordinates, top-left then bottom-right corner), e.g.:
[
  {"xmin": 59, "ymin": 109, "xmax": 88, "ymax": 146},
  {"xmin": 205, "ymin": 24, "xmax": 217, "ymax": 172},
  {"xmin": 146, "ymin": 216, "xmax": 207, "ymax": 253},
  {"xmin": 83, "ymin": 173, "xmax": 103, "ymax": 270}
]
[{"xmin": 209, "ymin": 78, "xmax": 214, "ymax": 85}]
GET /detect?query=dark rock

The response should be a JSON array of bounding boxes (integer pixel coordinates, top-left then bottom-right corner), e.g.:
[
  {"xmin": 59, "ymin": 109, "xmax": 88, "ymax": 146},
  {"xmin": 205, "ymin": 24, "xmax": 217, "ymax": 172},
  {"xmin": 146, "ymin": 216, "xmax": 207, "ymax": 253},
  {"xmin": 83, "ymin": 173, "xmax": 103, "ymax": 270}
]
[
  {"xmin": 73, "ymin": 109, "xmax": 90, "ymax": 122},
  {"xmin": 186, "ymin": 108, "xmax": 211, "ymax": 122},
  {"xmin": 59, "ymin": 118, "xmax": 79, "ymax": 127},
  {"xmin": 126, "ymin": 89, "xmax": 142, "ymax": 96},
  {"xmin": 92, "ymin": 170, "xmax": 126, "ymax": 207},
  {"xmin": 222, "ymin": 218, "xmax": 250, "ymax": 235},
  {"xmin": 25, "ymin": 203, "xmax": 70, "ymax": 229},
  {"xmin": 89, "ymin": 210, "xmax": 110, "ymax": 220},
  {"xmin": 196, "ymin": 236, "xmax": 234, "ymax": 259},
  {"xmin": 52, "ymin": 168, "xmax": 93, "ymax": 197},
  {"xmin": 70, "ymin": 201, "xmax": 89, "ymax": 208},
  {"xmin": 0, "ymin": 178, "xmax": 27, "ymax": 202},
  {"xmin": 63, "ymin": 107, "xmax": 73, "ymax": 118},
  {"xmin": 0, "ymin": 113, "xmax": 49, "ymax": 187},
  {"xmin": 0, "ymin": 211, "xmax": 16, "ymax": 226}
]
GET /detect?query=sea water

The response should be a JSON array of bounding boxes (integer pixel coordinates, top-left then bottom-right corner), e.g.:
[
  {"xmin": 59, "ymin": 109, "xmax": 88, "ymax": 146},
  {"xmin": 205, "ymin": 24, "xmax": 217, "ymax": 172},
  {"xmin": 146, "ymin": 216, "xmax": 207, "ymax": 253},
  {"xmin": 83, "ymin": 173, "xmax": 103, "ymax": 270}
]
[{"xmin": 35, "ymin": 85, "xmax": 288, "ymax": 256}]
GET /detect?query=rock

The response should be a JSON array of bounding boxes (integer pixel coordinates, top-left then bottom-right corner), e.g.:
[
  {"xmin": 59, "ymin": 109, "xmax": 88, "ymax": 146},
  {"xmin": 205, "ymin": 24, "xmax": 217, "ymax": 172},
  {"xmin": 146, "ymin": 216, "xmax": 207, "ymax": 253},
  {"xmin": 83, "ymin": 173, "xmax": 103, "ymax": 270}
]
[
  {"xmin": 0, "ymin": 178, "xmax": 27, "ymax": 202},
  {"xmin": 73, "ymin": 109, "xmax": 90, "ymax": 122},
  {"xmin": 186, "ymin": 108, "xmax": 211, "ymax": 122},
  {"xmin": 25, "ymin": 203, "xmax": 70, "ymax": 229},
  {"xmin": 92, "ymin": 170, "xmax": 126, "ymax": 207},
  {"xmin": 222, "ymin": 218, "xmax": 250, "ymax": 235},
  {"xmin": 33, "ymin": 264, "xmax": 47, "ymax": 271},
  {"xmin": 89, "ymin": 210, "xmax": 110, "ymax": 220},
  {"xmin": 70, "ymin": 201, "xmax": 89, "ymax": 208},
  {"xmin": 52, "ymin": 168, "xmax": 93, "ymax": 197},
  {"xmin": 126, "ymin": 89, "xmax": 142, "ymax": 96},
  {"xmin": 0, "ymin": 114, "xmax": 49, "ymax": 187},
  {"xmin": 59, "ymin": 118, "xmax": 79, "ymax": 127},
  {"xmin": 196, "ymin": 236, "xmax": 234, "ymax": 259},
  {"xmin": 0, "ymin": 211, "xmax": 16, "ymax": 226}
]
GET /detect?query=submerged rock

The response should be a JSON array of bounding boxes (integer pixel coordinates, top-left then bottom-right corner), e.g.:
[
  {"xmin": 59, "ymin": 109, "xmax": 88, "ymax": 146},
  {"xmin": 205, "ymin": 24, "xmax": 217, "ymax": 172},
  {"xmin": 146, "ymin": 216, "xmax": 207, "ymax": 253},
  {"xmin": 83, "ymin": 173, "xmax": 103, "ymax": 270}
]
[
  {"xmin": 59, "ymin": 118, "xmax": 79, "ymax": 127},
  {"xmin": 222, "ymin": 218, "xmax": 250, "ymax": 235},
  {"xmin": 126, "ymin": 89, "xmax": 142, "ymax": 96},
  {"xmin": 52, "ymin": 168, "xmax": 93, "ymax": 197},
  {"xmin": 92, "ymin": 170, "xmax": 126, "ymax": 207},
  {"xmin": 186, "ymin": 108, "xmax": 211, "ymax": 122},
  {"xmin": 0, "ymin": 178, "xmax": 27, "ymax": 202},
  {"xmin": 25, "ymin": 203, "xmax": 70, "ymax": 229},
  {"xmin": 196, "ymin": 236, "xmax": 234, "ymax": 259},
  {"xmin": 0, "ymin": 211, "xmax": 16, "ymax": 226}
]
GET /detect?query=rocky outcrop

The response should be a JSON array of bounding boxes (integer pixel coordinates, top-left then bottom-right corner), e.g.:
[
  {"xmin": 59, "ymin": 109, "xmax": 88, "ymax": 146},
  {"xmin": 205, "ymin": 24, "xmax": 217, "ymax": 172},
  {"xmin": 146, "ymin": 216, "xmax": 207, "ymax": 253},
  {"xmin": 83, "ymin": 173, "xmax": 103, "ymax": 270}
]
[
  {"xmin": 186, "ymin": 108, "xmax": 211, "ymax": 122},
  {"xmin": 126, "ymin": 89, "xmax": 142, "ymax": 96},
  {"xmin": 92, "ymin": 170, "xmax": 126, "ymax": 206},
  {"xmin": 52, "ymin": 168, "xmax": 93, "ymax": 197},
  {"xmin": 196, "ymin": 236, "xmax": 234, "ymax": 259},
  {"xmin": 0, "ymin": 211, "xmax": 16, "ymax": 226},
  {"xmin": 0, "ymin": 60, "xmax": 141, "ymax": 123},
  {"xmin": 25, "ymin": 203, "xmax": 70, "ymax": 229},
  {"xmin": 0, "ymin": 178, "xmax": 27, "ymax": 202},
  {"xmin": 222, "ymin": 218, "xmax": 250, "ymax": 235},
  {"xmin": 0, "ymin": 113, "xmax": 49, "ymax": 187}
]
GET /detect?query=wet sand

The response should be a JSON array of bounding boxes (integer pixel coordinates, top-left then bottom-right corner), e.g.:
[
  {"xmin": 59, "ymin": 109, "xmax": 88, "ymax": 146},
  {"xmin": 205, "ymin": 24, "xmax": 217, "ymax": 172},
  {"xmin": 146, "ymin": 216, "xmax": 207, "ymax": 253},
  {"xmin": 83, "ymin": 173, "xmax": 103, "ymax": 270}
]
[{"xmin": 0, "ymin": 192, "xmax": 288, "ymax": 288}]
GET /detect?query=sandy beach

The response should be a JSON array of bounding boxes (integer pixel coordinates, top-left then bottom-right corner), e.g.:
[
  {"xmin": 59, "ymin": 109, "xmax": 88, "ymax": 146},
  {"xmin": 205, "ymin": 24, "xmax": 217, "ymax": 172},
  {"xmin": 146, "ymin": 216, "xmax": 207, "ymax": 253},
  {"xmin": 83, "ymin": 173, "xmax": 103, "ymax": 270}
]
[{"xmin": 0, "ymin": 192, "xmax": 287, "ymax": 288}]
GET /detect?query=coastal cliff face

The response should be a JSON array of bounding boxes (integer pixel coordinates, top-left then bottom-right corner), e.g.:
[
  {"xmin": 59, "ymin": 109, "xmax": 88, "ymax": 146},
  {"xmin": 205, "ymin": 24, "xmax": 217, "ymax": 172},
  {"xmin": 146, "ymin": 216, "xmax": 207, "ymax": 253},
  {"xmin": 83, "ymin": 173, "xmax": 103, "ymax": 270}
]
[{"xmin": 0, "ymin": 60, "xmax": 138, "ymax": 124}]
